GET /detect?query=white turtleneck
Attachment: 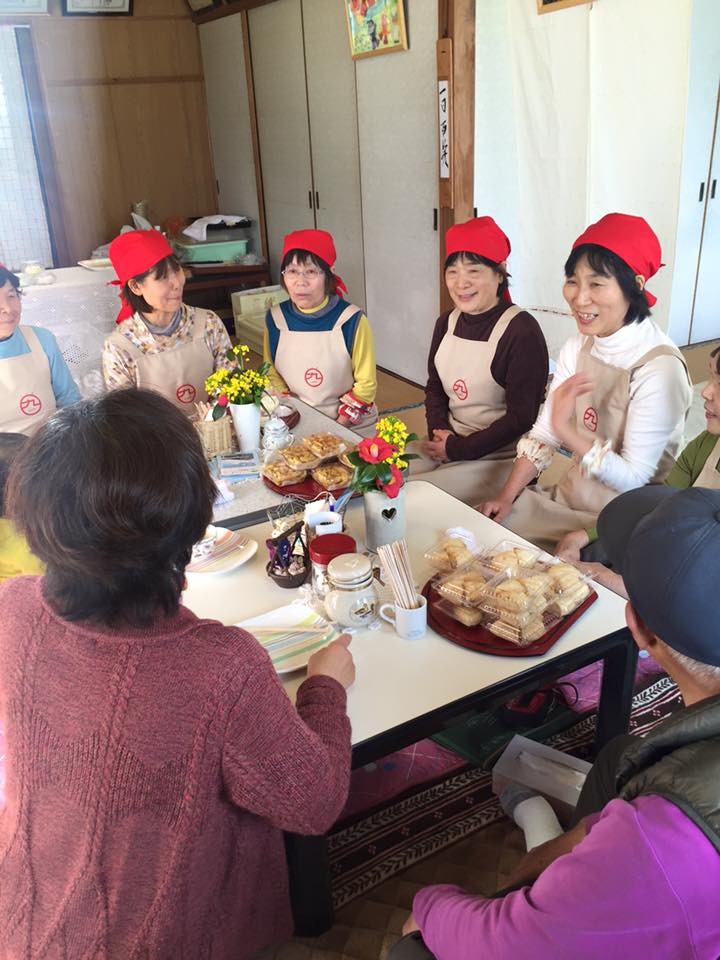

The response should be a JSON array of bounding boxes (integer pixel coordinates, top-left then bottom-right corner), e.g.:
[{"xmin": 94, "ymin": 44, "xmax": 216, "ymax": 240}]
[{"xmin": 529, "ymin": 319, "xmax": 692, "ymax": 493}]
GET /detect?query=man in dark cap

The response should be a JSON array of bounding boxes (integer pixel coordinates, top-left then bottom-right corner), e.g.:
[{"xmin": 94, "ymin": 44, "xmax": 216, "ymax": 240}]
[{"xmin": 392, "ymin": 487, "xmax": 720, "ymax": 960}]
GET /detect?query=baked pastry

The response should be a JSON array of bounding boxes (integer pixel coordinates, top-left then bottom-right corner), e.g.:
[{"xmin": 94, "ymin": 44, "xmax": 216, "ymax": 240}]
[
  {"xmin": 548, "ymin": 581, "xmax": 591, "ymax": 616},
  {"xmin": 446, "ymin": 603, "xmax": 484, "ymax": 627},
  {"xmin": 486, "ymin": 576, "xmax": 549, "ymax": 614},
  {"xmin": 339, "ymin": 445, "xmax": 358, "ymax": 468},
  {"xmin": 311, "ymin": 462, "xmax": 353, "ymax": 491},
  {"xmin": 488, "ymin": 617, "xmax": 546, "ymax": 646},
  {"xmin": 280, "ymin": 442, "xmax": 320, "ymax": 469},
  {"xmin": 305, "ymin": 432, "xmax": 346, "ymax": 459},
  {"xmin": 262, "ymin": 460, "xmax": 307, "ymax": 487},
  {"xmin": 438, "ymin": 568, "xmax": 488, "ymax": 605},
  {"xmin": 489, "ymin": 546, "xmax": 537, "ymax": 573},
  {"xmin": 547, "ymin": 563, "xmax": 584, "ymax": 593},
  {"xmin": 427, "ymin": 537, "xmax": 475, "ymax": 572}
]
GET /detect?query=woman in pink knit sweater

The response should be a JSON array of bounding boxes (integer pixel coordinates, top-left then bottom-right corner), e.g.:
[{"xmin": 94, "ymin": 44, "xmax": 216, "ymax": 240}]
[{"xmin": 0, "ymin": 388, "xmax": 354, "ymax": 959}]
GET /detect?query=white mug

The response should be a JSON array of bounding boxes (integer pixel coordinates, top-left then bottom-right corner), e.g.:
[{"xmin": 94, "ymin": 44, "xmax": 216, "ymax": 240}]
[{"xmin": 379, "ymin": 595, "xmax": 428, "ymax": 640}]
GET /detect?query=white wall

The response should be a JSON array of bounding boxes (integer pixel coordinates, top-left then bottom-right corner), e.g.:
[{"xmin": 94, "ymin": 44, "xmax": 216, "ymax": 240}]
[
  {"xmin": 356, "ymin": 0, "xmax": 439, "ymax": 384},
  {"xmin": 475, "ymin": 0, "xmax": 693, "ymax": 358},
  {"xmin": 199, "ymin": 17, "xmax": 262, "ymax": 257}
]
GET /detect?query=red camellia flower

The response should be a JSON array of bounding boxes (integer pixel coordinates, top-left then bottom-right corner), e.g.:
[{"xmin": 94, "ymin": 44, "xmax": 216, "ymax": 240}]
[
  {"xmin": 217, "ymin": 395, "xmax": 229, "ymax": 407},
  {"xmin": 358, "ymin": 436, "xmax": 396, "ymax": 464},
  {"xmin": 379, "ymin": 463, "xmax": 403, "ymax": 499}
]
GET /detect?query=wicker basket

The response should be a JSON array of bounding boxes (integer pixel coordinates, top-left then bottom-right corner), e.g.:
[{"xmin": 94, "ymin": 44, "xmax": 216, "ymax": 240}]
[{"xmin": 193, "ymin": 415, "xmax": 237, "ymax": 459}]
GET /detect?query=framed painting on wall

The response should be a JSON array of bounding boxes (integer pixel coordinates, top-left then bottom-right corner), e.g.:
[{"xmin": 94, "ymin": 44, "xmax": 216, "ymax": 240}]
[
  {"xmin": 344, "ymin": 0, "xmax": 408, "ymax": 61},
  {"xmin": 61, "ymin": 0, "xmax": 133, "ymax": 14},
  {"xmin": 537, "ymin": 0, "xmax": 592, "ymax": 12},
  {"xmin": 0, "ymin": 0, "xmax": 48, "ymax": 12}
]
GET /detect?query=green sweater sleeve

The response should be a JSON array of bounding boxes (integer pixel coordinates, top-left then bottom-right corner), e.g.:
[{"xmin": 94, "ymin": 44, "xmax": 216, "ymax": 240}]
[{"xmin": 664, "ymin": 431, "xmax": 717, "ymax": 489}]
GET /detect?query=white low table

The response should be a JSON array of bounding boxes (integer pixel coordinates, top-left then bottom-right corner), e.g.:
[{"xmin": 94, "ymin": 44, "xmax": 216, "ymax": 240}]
[
  {"xmin": 212, "ymin": 399, "xmax": 361, "ymax": 529},
  {"xmin": 188, "ymin": 480, "xmax": 635, "ymax": 763}
]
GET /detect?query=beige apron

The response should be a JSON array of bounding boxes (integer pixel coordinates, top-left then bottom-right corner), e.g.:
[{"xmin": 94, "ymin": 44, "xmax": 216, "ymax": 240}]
[
  {"xmin": 503, "ymin": 339, "xmax": 690, "ymax": 552},
  {"xmin": 106, "ymin": 310, "xmax": 213, "ymax": 413},
  {"xmin": 271, "ymin": 302, "xmax": 378, "ymax": 432},
  {"xmin": 0, "ymin": 326, "xmax": 56, "ymax": 435},
  {"xmin": 692, "ymin": 436, "xmax": 720, "ymax": 489},
  {"xmin": 409, "ymin": 306, "xmax": 521, "ymax": 504}
]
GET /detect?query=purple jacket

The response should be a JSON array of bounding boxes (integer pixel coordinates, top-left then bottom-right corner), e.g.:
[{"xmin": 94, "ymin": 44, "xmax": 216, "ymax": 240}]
[{"xmin": 414, "ymin": 795, "xmax": 720, "ymax": 959}]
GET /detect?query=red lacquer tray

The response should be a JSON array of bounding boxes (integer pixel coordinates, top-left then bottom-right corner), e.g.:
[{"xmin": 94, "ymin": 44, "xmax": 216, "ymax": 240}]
[
  {"xmin": 423, "ymin": 579, "xmax": 598, "ymax": 657},
  {"xmin": 262, "ymin": 477, "xmax": 361, "ymax": 502}
]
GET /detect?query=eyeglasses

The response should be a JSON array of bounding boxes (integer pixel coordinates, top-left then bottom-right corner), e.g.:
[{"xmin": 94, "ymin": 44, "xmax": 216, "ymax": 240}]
[{"xmin": 282, "ymin": 267, "xmax": 324, "ymax": 281}]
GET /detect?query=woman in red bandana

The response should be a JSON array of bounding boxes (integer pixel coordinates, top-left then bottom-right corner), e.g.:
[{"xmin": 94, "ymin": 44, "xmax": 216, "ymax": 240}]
[
  {"xmin": 480, "ymin": 213, "xmax": 693, "ymax": 553},
  {"xmin": 263, "ymin": 229, "xmax": 378, "ymax": 433},
  {"xmin": 409, "ymin": 216, "xmax": 549, "ymax": 504},
  {"xmin": 102, "ymin": 230, "xmax": 231, "ymax": 412}
]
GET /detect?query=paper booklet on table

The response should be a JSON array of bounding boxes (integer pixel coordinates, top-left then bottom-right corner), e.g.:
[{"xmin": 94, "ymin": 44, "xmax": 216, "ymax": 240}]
[
  {"xmin": 492, "ymin": 734, "xmax": 592, "ymax": 826},
  {"xmin": 238, "ymin": 602, "xmax": 339, "ymax": 674}
]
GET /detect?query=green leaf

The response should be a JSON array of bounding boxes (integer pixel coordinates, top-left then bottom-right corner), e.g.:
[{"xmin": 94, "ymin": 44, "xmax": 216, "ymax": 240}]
[
  {"xmin": 377, "ymin": 462, "xmax": 392, "ymax": 484},
  {"xmin": 406, "ymin": 432, "xmax": 419, "ymax": 443},
  {"xmin": 357, "ymin": 463, "xmax": 378, "ymax": 486},
  {"xmin": 403, "ymin": 453, "xmax": 420, "ymax": 461},
  {"xmin": 211, "ymin": 404, "xmax": 226, "ymax": 421},
  {"xmin": 347, "ymin": 451, "xmax": 363, "ymax": 467},
  {"xmin": 258, "ymin": 361, "xmax": 271, "ymax": 376},
  {"xmin": 225, "ymin": 348, "xmax": 235, "ymax": 362}
]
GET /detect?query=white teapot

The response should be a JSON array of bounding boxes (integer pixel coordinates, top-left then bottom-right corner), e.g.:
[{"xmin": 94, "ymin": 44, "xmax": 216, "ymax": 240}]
[{"xmin": 262, "ymin": 415, "xmax": 293, "ymax": 453}]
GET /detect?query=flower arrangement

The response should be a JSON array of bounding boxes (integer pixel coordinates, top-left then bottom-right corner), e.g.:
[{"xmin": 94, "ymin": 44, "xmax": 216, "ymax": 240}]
[
  {"xmin": 347, "ymin": 416, "xmax": 418, "ymax": 500},
  {"xmin": 204, "ymin": 345, "xmax": 271, "ymax": 419}
]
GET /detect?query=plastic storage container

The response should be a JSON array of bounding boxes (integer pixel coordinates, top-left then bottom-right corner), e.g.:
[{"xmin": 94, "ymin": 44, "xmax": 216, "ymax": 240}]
[{"xmin": 174, "ymin": 237, "xmax": 249, "ymax": 264}]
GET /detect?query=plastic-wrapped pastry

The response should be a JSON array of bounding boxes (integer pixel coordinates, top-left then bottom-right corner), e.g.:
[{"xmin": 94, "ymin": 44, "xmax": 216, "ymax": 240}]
[
  {"xmin": 262, "ymin": 460, "xmax": 308, "ymax": 487},
  {"xmin": 489, "ymin": 578, "xmax": 547, "ymax": 614},
  {"xmin": 304, "ymin": 432, "xmax": 346, "ymax": 459},
  {"xmin": 488, "ymin": 617, "xmax": 546, "ymax": 646},
  {"xmin": 436, "ymin": 599, "xmax": 484, "ymax": 627},
  {"xmin": 425, "ymin": 536, "xmax": 476, "ymax": 573},
  {"xmin": 480, "ymin": 603, "xmax": 546, "ymax": 629},
  {"xmin": 488, "ymin": 545, "xmax": 539, "ymax": 572},
  {"xmin": 311, "ymin": 462, "xmax": 353, "ymax": 491},
  {"xmin": 548, "ymin": 581, "xmax": 591, "ymax": 616},
  {"xmin": 437, "ymin": 568, "xmax": 488, "ymax": 605},
  {"xmin": 547, "ymin": 562, "xmax": 585, "ymax": 592},
  {"xmin": 280, "ymin": 442, "xmax": 322, "ymax": 470}
]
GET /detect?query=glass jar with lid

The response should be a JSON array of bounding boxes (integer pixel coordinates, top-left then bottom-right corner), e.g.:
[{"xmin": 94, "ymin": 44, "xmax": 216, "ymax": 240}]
[
  {"xmin": 324, "ymin": 552, "xmax": 379, "ymax": 628},
  {"xmin": 308, "ymin": 532, "xmax": 356, "ymax": 601}
]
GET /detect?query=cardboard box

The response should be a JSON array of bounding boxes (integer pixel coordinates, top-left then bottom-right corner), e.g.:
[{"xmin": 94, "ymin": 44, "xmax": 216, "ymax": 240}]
[
  {"xmin": 492, "ymin": 734, "xmax": 592, "ymax": 826},
  {"xmin": 231, "ymin": 285, "xmax": 289, "ymax": 354}
]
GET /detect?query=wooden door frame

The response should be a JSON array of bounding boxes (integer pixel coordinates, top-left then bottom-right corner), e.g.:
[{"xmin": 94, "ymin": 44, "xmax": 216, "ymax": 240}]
[{"xmin": 437, "ymin": 0, "xmax": 475, "ymax": 314}]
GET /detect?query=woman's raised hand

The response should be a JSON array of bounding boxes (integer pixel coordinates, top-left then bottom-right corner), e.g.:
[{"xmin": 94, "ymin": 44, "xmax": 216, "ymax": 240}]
[
  {"xmin": 549, "ymin": 373, "xmax": 593, "ymax": 440},
  {"xmin": 307, "ymin": 634, "xmax": 355, "ymax": 689}
]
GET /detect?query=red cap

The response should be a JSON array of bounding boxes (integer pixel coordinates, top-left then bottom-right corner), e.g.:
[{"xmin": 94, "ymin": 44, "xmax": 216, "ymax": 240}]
[
  {"xmin": 309, "ymin": 532, "xmax": 357, "ymax": 566},
  {"xmin": 572, "ymin": 213, "xmax": 663, "ymax": 308},
  {"xmin": 281, "ymin": 229, "xmax": 348, "ymax": 298},
  {"xmin": 108, "ymin": 230, "xmax": 174, "ymax": 324},
  {"xmin": 445, "ymin": 216, "xmax": 511, "ymax": 264}
]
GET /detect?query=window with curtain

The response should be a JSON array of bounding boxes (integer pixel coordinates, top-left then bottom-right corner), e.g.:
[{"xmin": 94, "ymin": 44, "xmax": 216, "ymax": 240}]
[{"xmin": 0, "ymin": 25, "xmax": 53, "ymax": 270}]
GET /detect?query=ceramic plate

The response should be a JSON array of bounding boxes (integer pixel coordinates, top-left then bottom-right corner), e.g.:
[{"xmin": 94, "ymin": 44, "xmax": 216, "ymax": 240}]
[
  {"xmin": 186, "ymin": 528, "xmax": 258, "ymax": 575},
  {"xmin": 78, "ymin": 258, "xmax": 113, "ymax": 270},
  {"xmin": 239, "ymin": 603, "xmax": 339, "ymax": 674}
]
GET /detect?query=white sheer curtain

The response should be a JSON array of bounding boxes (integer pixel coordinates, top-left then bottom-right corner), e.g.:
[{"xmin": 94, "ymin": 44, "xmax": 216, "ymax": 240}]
[{"xmin": 0, "ymin": 25, "xmax": 53, "ymax": 270}]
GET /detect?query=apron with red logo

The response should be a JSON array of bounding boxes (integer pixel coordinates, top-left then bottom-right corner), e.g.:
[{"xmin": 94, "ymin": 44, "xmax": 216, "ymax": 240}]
[
  {"xmin": 503, "ymin": 339, "xmax": 689, "ymax": 551},
  {"xmin": 271, "ymin": 302, "xmax": 377, "ymax": 430},
  {"xmin": 106, "ymin": 308, "xmax": 213, "ymax": 413},
  {"xmin": 0, "ymin": 326, "xmax": 57, "ymax": 435},
  {"xmin": 409, "ymin": 305, "xmax": 522, "ymax": 504}
]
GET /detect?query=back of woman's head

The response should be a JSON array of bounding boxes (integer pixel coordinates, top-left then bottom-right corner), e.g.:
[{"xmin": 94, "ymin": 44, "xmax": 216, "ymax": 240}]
[{"xmin": 6, "ymin": 388, "xmax": 215, "ymax": 628}]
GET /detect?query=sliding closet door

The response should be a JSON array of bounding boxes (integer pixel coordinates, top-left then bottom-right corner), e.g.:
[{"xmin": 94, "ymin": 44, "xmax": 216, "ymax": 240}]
[
  {"xmin": 249, "ymin": 0, "xmax": 314, "ymax": 279},
  {"xmin": 302, "ymin": 0, "xmax": 366, "ymax": 308},
  {"xmin": 690, "ymin": 84, "xmax": 720, "ymax": 345}
]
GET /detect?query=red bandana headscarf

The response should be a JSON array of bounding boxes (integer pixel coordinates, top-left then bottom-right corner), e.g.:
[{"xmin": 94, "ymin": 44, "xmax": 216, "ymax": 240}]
[
  {"xmin": 571, "ymin": 213, "xmax": 663, "ymax": 308},
  {"xmin": 108, "ymin": 230, "xmax": 175, "ymax": 324},
  {"xmin": 445, "ymin": 217, "xmax": 512, "ymax": 303},
  {"xmin": 281, "ymin": 229, "xmax": 348, "ymax": 299}
]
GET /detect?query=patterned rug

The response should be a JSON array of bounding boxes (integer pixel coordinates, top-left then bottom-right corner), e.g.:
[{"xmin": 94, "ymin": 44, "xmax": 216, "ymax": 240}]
[{"xmin": 328, "ymin": 675, "xmax": 682, "ymax": 908}]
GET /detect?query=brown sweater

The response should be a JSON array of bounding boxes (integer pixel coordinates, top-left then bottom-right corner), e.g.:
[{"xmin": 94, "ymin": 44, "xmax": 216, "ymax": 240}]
[
  {"xmin": 425, "ymin": 303, "xmax": 549, "ymax": 461},
  {"xmin": 0, "ymin": 576, "xmax": 351, "ymax": 959}
]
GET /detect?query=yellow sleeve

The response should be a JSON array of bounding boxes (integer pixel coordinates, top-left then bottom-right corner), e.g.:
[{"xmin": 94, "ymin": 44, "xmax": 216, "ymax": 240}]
[
  {"xmin": 350, "ymin": 315, "xmax": 377, "ymax": 405},
  {"xmin": 262, "ymin": 326, "xmax": 290, "ymax": 394}
]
